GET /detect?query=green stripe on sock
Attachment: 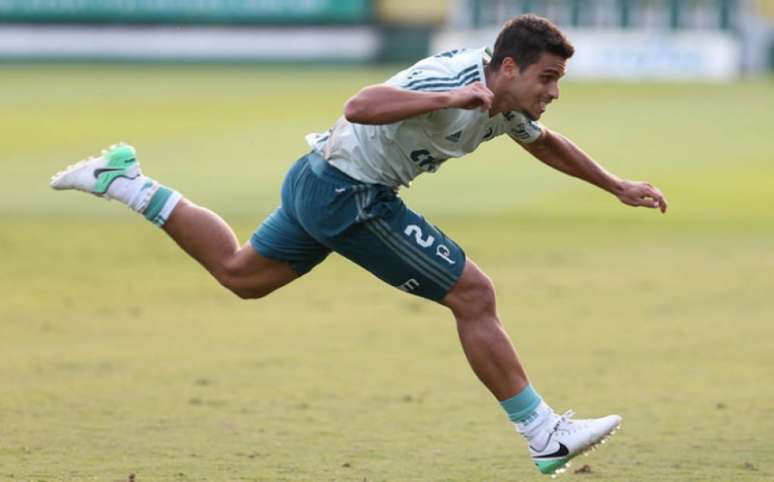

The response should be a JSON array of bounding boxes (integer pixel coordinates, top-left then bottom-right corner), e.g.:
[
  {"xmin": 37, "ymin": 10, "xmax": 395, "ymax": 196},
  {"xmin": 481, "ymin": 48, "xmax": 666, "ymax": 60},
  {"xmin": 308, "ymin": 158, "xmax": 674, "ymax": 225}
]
[
  {"xmin": 144, "ymin": 186, "xmax": 173, "ymax": 222},
  {"xmin": 500, "ymin": 384, "xmax": 542, "ymax": 422}
]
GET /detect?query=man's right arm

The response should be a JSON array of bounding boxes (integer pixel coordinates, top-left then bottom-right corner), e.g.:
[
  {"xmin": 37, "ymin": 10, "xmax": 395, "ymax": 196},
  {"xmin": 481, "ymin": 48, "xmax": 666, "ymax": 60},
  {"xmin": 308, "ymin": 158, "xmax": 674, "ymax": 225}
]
[{"xmin": 344, "ymin": 83, "xmax": 493, "ymax": 125}]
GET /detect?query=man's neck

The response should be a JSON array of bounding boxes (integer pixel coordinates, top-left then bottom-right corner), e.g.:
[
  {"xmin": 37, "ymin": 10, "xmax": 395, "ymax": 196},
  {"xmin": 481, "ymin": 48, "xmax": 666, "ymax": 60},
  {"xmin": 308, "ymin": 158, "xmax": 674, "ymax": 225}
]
[{"xmin": 483, "ymin": 64, "xmax": 507, "ymax": 117}]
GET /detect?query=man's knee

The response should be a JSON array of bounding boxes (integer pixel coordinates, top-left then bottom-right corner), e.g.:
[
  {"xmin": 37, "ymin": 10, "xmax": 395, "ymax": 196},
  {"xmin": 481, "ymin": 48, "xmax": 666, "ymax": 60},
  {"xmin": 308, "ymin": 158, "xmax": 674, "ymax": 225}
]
[
  {"xmin": 213, "ymin": 262, "xmax": 274, "ymax": 300},
  {"xmin": 224, "ymin": 279, "xmax": 273, "ymax": 300},
  {"xmin": 442, "ymin": 260, "xmax": 497, "ymax": 319},
  {"xmin": 215, "ymin": 251, "xmax": 295, "ymax": 300}
]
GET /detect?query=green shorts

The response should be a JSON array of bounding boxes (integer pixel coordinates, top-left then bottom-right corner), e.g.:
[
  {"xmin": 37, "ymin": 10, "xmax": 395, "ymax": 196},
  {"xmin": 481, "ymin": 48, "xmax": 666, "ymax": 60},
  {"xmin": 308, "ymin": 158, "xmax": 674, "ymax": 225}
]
[{"xmin": 251, "ymin": 151, "xmax": 466, "ymax": 301}]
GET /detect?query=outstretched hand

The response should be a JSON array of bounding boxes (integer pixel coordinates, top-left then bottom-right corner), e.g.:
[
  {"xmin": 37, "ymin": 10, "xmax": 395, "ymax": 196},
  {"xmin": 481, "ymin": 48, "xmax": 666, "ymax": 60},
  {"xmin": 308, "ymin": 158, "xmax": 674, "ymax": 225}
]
[
  {"xmin": 617, "ymin": 180, "xmax": 668, "ymax": 213},
  {"xmin": 447, "ymin": 82, "xmax": 494, "ymax": 112}
]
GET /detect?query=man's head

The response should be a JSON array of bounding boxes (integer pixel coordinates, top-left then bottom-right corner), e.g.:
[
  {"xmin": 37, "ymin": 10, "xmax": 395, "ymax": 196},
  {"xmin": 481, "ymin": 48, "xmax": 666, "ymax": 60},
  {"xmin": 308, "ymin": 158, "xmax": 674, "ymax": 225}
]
[{"xmin": 487, "ymin": 15, "xmax": 574, "ymax": 120}]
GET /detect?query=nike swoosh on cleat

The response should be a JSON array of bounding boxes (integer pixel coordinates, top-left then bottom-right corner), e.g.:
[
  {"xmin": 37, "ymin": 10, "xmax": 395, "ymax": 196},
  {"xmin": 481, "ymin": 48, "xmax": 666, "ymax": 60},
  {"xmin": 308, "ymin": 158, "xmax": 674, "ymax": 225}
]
[
  {"xmin": 533, "ymin": 442, "xmax": 569, "ymax": 459},
  {"xmin": 93, "ymin": 167, "xmax": 127, "ymax": 178}
]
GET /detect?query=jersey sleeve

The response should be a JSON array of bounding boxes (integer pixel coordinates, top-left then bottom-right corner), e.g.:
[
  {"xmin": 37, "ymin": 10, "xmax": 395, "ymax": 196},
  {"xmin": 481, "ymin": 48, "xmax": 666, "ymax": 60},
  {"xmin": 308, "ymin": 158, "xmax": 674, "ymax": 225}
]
[
  {"xmin": 385, "ymin": 50, "xmax": 484, "ymax": 93},
  {"xmin": 504, "ymin": 111, "xmax": 544, "ymax": 144}
]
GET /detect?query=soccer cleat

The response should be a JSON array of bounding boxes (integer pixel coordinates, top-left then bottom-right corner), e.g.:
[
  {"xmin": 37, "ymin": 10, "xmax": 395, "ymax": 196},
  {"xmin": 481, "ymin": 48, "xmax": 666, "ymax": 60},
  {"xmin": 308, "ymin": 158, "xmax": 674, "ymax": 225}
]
[
  {"xmin": 529, "ymin": 410, "xmax": 621, "ymax": 476},
  {"xmin": 50, "ymin": 143, "xmax": 140, "ymax": 198}
]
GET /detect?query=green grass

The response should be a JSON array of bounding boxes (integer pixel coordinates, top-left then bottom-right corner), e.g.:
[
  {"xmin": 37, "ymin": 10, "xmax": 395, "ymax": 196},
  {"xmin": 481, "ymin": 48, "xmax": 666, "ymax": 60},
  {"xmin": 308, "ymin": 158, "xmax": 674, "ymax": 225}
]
[{"xmin": 1, "ymin": 64, "xmax": 773, "ymax": 481}]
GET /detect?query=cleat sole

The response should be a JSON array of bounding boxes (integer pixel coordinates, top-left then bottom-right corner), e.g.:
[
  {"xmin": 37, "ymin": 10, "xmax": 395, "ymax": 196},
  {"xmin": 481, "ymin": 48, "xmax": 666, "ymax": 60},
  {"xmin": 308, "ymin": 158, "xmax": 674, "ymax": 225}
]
[{"xmin": 537, "ymin": 422, "xmax": 622, "ymax": 477}]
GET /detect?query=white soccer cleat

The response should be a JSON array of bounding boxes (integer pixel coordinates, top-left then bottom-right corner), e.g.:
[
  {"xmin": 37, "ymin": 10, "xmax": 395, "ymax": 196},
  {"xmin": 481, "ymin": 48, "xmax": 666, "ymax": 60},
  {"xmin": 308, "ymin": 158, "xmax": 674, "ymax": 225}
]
[
  {"xmin": 50, "ymin": 143, "xmax": 140, "ymax": 198},
  {"xmin": 529, "ymin": 410, "xmax": 621, "ymax": 476}
]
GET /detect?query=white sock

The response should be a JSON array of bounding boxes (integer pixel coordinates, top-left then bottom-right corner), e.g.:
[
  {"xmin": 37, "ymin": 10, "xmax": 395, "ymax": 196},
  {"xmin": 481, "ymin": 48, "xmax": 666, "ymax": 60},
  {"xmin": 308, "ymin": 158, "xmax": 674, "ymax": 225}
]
[{"xmin": 514, "ymin": 401, "xmax": 557, "ymax": 446}]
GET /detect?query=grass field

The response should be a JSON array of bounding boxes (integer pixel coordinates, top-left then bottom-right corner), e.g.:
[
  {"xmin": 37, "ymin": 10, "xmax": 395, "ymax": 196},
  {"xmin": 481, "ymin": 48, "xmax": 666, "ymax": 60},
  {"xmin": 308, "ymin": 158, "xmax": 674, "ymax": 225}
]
[{"xmin": 1, "ymin": 64, "xmax": 773, "ymax": 482}]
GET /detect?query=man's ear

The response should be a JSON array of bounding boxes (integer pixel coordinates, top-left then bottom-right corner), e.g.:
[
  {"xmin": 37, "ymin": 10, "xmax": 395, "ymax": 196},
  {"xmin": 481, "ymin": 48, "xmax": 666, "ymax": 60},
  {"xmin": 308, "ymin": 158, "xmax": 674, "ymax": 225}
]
[{"xmin": 500, "ymin": 57, "xmax": 519, "ymax": 78}]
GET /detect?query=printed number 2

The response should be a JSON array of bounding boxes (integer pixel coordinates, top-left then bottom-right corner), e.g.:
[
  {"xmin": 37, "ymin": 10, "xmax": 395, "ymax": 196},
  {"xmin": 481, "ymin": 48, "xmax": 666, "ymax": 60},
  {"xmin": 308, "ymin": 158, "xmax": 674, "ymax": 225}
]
[{"xmin": 404, "ymin": 225, "xmax": 435, "ymax": 248}]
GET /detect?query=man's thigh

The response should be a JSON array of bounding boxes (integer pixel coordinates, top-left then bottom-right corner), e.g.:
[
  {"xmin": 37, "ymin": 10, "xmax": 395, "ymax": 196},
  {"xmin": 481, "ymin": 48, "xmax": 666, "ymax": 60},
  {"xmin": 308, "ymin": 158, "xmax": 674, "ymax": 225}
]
[
  {"xmin": 332, "ymin": 200, "xmax": 466, "ymax": 301},
  {"xmin": 251, "ymin": 205, "xmax": 331, "ymax": 276},
  {"xmin": 279, "ymin": 151, "xmax": 465, "ymax": 301}
]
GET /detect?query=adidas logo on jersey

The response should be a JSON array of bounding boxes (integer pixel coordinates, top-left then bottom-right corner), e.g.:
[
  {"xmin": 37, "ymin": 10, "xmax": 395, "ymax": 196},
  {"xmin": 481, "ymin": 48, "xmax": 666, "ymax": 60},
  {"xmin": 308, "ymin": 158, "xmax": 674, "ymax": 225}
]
[{"xmin": 445, "ymin": 130, "xmax": 462, "ymax": 142}]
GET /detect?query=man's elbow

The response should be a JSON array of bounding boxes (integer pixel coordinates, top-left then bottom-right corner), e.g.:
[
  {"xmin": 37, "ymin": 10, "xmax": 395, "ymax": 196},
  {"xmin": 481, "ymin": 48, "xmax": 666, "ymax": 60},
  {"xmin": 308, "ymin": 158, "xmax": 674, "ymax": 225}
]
[
  {"xmin": 344, "ymin": 95, "xmax": 372, "ymax": 124},
  {"xmin": 522, "ymin": 129, "xmax": 554, "ymax": 154}
]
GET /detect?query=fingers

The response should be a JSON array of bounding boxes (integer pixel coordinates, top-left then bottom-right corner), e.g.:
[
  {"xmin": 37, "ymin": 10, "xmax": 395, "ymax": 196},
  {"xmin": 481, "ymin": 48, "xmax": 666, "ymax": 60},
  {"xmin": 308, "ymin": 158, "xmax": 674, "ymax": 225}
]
[
  {"xmin": 465, "ymin": 82, "xmax": 492, "ymax": 111},
  {"xmin": 642, "ymin": 183, "xmax": 668, "ymax": 213},
  {"xmin": 623, "ymin": 182, "xmax": 668, "ymax": 213},
  {"xmin": 652, "ymin": 185, "xmax": 668, "ymax": 213},
  {"xmin": 473, "ymin": 82, "xmax": 494, "ymax": 111},
  {"xmin": 454, "ymin": 82, "xmax": 493, "ymax": 111},
  {"xmin": 628, "ymin": 197, "xmax": 658, "ymax": 209},
  {"xmin": 477, "ymin": 92, "xmax": 493, "ymax": 111}
]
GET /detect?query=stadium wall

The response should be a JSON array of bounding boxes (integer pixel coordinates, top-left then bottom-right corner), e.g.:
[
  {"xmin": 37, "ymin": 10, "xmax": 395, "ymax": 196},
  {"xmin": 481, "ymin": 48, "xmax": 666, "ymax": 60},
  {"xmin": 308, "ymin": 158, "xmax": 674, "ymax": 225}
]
[
  {"xmin": 0, "ymin": 0, "xmax": 372, "ymax": 24},
  {"xmin": 0, "ymin": 25, "xmax": 380, "ymax": 62},
  {"xmin": 0, "ymin": 0, "xmax": 385, "ymax": 62},
  {"xmin": 1, "ymin": 0, "xmax": 769, "ymax": 75}
]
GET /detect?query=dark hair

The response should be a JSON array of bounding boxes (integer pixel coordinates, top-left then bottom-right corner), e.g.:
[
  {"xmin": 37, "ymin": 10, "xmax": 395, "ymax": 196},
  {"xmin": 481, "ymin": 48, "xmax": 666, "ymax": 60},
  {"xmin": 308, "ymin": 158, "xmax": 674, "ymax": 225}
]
[{"xmin": 490, "ymin": 14, "xmax": 574, "ymax": 72}]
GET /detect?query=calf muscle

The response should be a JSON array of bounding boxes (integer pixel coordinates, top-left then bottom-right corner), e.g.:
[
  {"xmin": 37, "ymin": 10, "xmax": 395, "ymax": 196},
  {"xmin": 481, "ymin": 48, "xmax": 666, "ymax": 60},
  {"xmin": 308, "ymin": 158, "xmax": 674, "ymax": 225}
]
[
  {"xmin": 162, "ymin": 199, "xmax": 298, "ymax": 298},
  {"xmin": 442, "ymin": 259, "xmax": 530, "ymax": 400}
]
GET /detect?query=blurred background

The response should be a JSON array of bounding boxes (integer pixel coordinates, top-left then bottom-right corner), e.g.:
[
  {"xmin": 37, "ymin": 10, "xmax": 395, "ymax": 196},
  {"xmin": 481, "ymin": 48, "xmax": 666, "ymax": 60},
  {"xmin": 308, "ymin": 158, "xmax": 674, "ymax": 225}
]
[
  {"xmin": 1, "ymin": 0, "xmax": 773, "ymax": 78},
  {"xmin": 2, "ymin": 2, "xmax": 772, "ymax": 481}
]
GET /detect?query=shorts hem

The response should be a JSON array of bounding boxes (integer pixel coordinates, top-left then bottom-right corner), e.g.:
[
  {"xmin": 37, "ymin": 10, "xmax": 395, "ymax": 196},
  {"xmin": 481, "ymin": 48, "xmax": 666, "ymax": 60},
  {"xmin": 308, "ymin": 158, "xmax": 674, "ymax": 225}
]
[{"xmin": 250, "ymin": 236, "xmax": 309, "ymax": 276}]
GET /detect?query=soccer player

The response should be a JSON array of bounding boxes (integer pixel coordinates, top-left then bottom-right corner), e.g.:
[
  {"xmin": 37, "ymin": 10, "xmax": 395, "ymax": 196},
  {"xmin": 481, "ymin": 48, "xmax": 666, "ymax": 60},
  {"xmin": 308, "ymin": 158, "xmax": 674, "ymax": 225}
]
[{"xmin": 51, "ymin": 14, "xmax": 667, "ymax": 475}]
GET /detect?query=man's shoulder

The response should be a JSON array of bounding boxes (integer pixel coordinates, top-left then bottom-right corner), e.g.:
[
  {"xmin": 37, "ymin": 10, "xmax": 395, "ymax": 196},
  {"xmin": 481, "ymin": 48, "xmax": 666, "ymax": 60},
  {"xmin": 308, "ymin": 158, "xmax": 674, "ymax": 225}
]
[
  {"xmin": 388, "ymin": 47, "xmax": 486, "ymax": 92},
  {"xmin": 414, "ymin": 47, "xmax": 485, "ymax": 73}
]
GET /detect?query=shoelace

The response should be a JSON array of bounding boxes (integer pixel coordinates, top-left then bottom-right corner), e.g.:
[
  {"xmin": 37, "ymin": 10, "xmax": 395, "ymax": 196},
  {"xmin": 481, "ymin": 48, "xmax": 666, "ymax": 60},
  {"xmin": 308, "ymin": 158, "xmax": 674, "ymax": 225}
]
[
  {"xmin": 553, "ymin": 409, "xmax": 576, "ymax": 431},
  {"xmin": 529, "ymin": 410, "xmax": 578, "ymax": 452}
]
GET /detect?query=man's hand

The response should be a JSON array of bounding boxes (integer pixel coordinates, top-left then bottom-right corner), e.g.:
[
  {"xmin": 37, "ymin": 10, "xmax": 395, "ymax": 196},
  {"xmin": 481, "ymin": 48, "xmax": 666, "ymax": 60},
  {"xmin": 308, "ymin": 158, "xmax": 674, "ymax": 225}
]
[
  {"xmin": 446, "ymin": 82, "xmax": 494, "ymax": 112},
  {"xmin": 616, "ymin": 180, "xmax": 668, "ymax": 213}
]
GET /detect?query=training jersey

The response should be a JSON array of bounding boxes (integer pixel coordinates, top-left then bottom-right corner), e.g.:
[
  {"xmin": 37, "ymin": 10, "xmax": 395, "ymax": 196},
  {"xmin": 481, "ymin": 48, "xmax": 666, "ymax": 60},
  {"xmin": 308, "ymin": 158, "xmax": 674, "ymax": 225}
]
[{"xmin": 305, "ymin": 47, "xmax": 544, "ymax": 189}]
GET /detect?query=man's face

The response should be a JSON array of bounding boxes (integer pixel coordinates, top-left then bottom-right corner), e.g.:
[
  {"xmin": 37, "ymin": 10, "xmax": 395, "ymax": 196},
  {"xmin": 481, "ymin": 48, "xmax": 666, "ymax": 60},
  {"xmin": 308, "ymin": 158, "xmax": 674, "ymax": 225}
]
[{"xmin": 499, "ymin": 52, "xmax": 566, "ymax": 120}]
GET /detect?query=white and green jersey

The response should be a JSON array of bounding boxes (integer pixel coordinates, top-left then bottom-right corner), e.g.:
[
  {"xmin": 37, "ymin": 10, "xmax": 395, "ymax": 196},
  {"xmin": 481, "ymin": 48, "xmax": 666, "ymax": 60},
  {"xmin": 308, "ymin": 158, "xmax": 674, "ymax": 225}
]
[{"xmin": 305, "ymin": 47, "xmax": 544, "ymax": 189}]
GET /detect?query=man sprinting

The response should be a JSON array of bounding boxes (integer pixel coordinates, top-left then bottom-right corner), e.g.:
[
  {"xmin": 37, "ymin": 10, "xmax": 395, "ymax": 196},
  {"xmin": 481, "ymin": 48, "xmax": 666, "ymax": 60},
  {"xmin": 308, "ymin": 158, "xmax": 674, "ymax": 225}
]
[{"xmin": 50, "ymin": 14, "xmax": 667, "ymax": 475}]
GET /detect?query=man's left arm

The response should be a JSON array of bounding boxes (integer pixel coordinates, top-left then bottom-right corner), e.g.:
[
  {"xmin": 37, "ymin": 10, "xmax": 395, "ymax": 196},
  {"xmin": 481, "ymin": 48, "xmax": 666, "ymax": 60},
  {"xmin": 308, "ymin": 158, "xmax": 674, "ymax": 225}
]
[{"xmin": 517, "ymin": 129, "xmax": 668, "ymax": 213}]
